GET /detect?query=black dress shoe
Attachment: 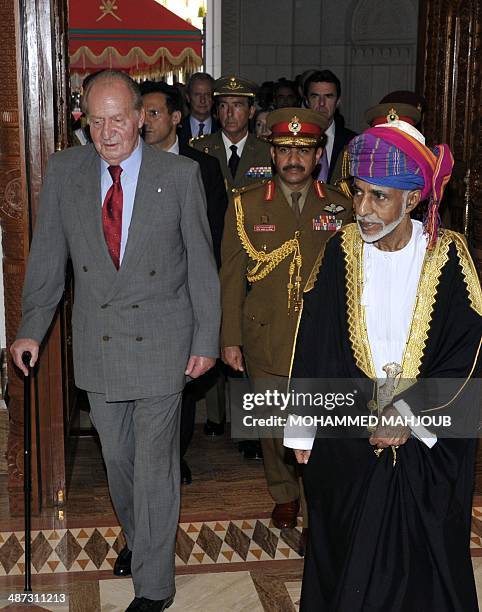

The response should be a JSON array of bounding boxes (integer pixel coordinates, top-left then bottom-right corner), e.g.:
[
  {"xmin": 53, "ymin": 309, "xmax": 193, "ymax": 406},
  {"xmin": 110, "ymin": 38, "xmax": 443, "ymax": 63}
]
[
  {"xmin": 180, "ymin": 458, "xmax": 192, "ymax": 485},
  {"xmin": 126, "ymin": 595, "xmax": 175, "ymax": 611},
  {"xmin": 114, "ymin": 545, "xmax": 132, "ymax": 576},
  {"xmin": 204, "ymin": 419, "xmax": 225, "ymax": 436},
  {"xmin": 238, "ymin": 440, "xmax": 263, "ymax": 460}
]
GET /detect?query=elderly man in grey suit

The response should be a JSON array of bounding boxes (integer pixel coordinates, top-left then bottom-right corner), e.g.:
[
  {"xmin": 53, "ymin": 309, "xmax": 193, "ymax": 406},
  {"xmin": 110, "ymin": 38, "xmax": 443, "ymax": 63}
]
[{"xmin": 10, "ymin": 70, "xmax": 220, "ymax": 612}]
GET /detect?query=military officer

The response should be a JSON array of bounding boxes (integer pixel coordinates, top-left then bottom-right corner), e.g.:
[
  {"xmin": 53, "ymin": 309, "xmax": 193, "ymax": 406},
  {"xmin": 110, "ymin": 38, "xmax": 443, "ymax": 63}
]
[
  {"xmin": 220, "ymin": 108, "xmax": 353, "ymax": 534},
  {"xmin": 191, "ymin": 75, "xmax": 272, "ymax": 194}
]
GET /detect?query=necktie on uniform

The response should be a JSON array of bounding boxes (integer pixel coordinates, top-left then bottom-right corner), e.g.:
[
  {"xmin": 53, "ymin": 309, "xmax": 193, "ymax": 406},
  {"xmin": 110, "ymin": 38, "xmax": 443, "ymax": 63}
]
[
  {"xmin": 102, "ymin": 165, "xmax": 123, "ymax": 269},
  {"xmin": 228, "ymin": 144, "xmax": 240, "ymax": 178},
  {"xmin": 198, "ymin": 122, "xmax": 205, "ymax": 137},
  {"xmin": 291, "ymin": 191, "xmax": 302, "ymax": 219},
  {"xmin": 317, "ymin": 147, "xmax": 329, "ymax": 182}
]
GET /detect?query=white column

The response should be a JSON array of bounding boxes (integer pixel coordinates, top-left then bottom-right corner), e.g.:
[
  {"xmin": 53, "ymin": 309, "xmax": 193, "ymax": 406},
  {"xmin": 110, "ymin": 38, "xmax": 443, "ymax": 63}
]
[{"xmin": 206, "ymin": 0, "xmax": 222, "ymax": 77}]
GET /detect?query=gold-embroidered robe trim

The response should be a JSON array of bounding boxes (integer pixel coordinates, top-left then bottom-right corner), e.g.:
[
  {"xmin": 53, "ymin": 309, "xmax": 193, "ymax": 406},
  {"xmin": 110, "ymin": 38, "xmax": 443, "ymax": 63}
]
[
  {"xmin": 303, "ymin": 245, "xmax": 327, "ymax": 293},
  {"xmin": 341, "ymin": 225, "xmax": 451, "ymax": 386},
  {"xmin": 287, "ymin": 243, "xmax": 331, "ymax": 382},
  {"xmin": 448, "ymin": 230, "xmax": 482, "ymax": 316},
  {"xmin": 341, "ymin": 225, "xmax": 377, "ymax": 379}
]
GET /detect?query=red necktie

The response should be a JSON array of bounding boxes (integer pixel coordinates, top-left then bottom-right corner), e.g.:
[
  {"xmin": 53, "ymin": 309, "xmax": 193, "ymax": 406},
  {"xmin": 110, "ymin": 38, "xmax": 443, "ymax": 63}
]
[{"xmin": 102, "ymin": 165, "xmax": 123, "ymax": 269}]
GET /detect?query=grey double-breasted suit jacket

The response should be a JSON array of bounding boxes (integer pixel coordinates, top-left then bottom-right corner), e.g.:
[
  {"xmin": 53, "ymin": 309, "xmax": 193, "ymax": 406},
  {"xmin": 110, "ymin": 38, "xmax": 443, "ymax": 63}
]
[{"xmin": 17, "ymin": 140, "xmax": 221, "ymax": 401}]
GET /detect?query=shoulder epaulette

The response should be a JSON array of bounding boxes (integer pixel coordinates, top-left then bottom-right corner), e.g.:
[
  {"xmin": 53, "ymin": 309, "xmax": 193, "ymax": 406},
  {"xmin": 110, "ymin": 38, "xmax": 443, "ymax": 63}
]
[
  {"xmin": 231, "ymin": 180, "xmax": 268, "ymax": 196},
  {"xmin": 189, "ymin": 134, "xmax": 207, "ymax": 149},
  {"xmin": 314, "ymin": 180, "xmax": 326, "ymax": 199},
  {"xmin": 264, "ymin": 180, "xmax": 275, "ymax": 200}
]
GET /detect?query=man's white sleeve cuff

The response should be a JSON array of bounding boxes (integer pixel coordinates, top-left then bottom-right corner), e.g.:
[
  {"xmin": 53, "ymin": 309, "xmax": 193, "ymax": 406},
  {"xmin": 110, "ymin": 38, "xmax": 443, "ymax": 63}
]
[
  {"xmin": 283, "ymin": 414, "xmax": 316, "ymax": 450},
  {"xmin": 283, "ymin": 436, "xmax": 314, "ymax": 450},
  {"xmin": 393, "ymin": 398, "xmax": 438, "ymax": 448}
]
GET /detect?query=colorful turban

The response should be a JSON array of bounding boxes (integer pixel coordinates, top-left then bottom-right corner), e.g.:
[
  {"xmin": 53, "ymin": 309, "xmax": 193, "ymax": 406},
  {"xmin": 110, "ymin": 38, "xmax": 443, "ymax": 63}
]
[{"xmin": 348, "ymin": 121, "xmax": 454, "ymax": 248}]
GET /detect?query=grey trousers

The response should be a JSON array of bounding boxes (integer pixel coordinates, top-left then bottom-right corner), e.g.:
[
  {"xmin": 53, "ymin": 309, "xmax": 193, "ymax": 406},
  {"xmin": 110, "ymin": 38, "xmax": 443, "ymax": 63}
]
[{"xmin": 88, "ymin": 391, "xmax": 182, "ymax": 600}]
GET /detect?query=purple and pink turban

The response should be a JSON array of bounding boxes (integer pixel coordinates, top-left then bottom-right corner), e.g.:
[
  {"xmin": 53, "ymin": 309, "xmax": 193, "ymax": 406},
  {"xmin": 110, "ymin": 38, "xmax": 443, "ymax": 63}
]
[{"xmin": 348, "ymin": 122, "xmax": 454, "ymax": 248}]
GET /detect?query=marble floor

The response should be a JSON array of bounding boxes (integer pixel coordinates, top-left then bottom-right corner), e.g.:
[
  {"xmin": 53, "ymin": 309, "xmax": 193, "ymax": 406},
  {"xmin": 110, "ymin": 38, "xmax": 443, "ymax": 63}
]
[{"xmin": 1, "ymin": 424, "xmax": 482, "ymax": 610}]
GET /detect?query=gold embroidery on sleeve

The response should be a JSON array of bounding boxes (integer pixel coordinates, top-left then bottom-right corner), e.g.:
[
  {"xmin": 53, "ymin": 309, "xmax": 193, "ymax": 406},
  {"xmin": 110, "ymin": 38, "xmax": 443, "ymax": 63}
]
[
  {"xmin": 400, "ymin": 232, "xmax": 451, "ymax": 383},
  {"xmin": 447, "ymin": 230, "xmax": 482, "ymax": 316}
]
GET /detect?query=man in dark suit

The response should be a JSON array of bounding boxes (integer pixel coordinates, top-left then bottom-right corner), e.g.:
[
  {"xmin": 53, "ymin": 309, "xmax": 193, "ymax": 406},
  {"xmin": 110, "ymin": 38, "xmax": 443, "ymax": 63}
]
[
  {"xmin": 141, "ymin": 81, "xmax": 228, "ymax": 484},
  {"xmin": 191, "ymin": 76, "xmax": 272, "ymax": 455},
  {"xmin": 11, "ymin": 70, "xmax": 220, "ymax": 612},
  {"xmin": 178, "ymin": 72, "xmax": 220, "ymax": 147},
  {"xmin": 304, "ymin": 70, "xmax": 357, "ymax": 184}
]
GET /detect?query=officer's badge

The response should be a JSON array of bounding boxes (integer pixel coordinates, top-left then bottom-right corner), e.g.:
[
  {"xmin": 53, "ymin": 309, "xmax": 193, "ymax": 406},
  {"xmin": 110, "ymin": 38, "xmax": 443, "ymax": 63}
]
[
  {"xmin": 288, "ymin": 116, "xmax": 302, "ymax": 135},
  {"xmin": 387, "ymin": 108, "xmax": 399, "ymax": 122},
  {"xmin": 227, "ymin": 77, "xmax": 242, "ymax": 91},
  {"xmin": 313, "ymin": 214, "xmax": 342, "ymax": 231},
  {"xmin": 323, "ymin": 203, "xmax": 346, "ymax": 214}
]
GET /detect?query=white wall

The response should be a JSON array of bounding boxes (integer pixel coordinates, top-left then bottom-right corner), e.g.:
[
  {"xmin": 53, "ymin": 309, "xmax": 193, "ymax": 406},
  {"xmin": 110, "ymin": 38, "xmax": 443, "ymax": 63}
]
[
  {"xmin": 220, "ymin": 0, "xmax": 418, "ymax": 132},
  {"xmin": 206, "ymin": 0, "xmax": 222, "ymax": 76}
]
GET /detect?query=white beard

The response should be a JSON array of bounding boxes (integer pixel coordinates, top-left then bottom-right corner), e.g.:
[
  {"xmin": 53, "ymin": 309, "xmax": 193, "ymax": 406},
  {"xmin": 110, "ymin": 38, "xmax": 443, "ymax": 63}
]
[{"xmin": 357, "ymin": 191, "xmax": 409, "ymax": 243}]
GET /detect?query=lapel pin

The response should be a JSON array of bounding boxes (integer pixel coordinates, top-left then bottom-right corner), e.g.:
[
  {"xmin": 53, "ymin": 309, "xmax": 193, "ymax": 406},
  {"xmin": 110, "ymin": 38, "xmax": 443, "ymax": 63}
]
[{"xmin": 157, "ymin": 187, "xmax": 162, "ymax": 193}]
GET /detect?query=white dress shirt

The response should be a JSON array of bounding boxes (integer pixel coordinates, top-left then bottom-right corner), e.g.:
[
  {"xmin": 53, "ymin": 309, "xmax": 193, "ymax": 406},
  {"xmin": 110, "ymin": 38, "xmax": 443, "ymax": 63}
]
[
  {"xmin": 166, "ymin": 136, "xmax": 180, "ymax": 155},
  {"xmin": 222, "ymin": 131, "xmax": 248, "ymax": 163}
]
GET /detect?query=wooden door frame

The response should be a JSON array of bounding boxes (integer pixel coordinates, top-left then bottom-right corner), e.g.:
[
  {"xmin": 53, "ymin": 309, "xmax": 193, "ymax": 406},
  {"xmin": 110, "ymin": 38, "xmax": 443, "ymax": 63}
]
[
  {"xmin": 416, "ymin": 0, "xmax": 482, "ymax": 491},
  {"xmin": 416, "ymin": 0, "xmax": 482, "ymax": 247},
  {"xmin": 1, "ymin": 0, "xmax": 69, "ymax": 518}
]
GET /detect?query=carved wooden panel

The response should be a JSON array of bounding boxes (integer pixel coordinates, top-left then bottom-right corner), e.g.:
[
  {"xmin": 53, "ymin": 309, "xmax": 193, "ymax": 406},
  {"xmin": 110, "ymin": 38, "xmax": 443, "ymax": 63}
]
[
  {"xmin": 417, "ymin": 0, "xmax": 481, "ymax": 252},
  {"xmin": 417, "ymin": 0, "xmax": 482, "ymax": 491}
]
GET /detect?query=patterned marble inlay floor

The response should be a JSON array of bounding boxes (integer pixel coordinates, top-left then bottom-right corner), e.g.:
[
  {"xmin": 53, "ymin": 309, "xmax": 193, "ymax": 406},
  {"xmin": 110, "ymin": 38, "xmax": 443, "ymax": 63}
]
[
  {"xmin": 2, "ymin": 505, "xmax": 482, "ymax": 577},
  {"xmin": 0, "ymin": 519, "xmax": 305, "ymax": 577}
]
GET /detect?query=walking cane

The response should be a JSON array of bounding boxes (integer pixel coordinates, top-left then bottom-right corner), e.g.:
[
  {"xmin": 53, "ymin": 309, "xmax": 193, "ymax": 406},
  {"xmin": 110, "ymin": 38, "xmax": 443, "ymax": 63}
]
[{"xmin": 22, "ymin": 350, "xmax": 32, "ymax": 593}]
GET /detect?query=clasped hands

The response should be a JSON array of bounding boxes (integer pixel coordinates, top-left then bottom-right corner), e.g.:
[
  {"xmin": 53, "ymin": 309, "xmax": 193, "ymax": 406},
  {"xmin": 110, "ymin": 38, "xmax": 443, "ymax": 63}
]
[
  {"xmin": 293, "ymin": 406, "xmax": 410, "ymax": 466},
  {"xmin": 369, "ymin": 405, "xmax": 410, "ymax": 449}
]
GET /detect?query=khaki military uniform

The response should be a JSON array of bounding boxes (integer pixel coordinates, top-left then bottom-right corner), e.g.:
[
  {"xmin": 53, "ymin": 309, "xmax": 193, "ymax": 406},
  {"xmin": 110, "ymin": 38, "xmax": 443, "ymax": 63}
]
[
  {"xmin": 221, "ymin": 176, "xmax": 352, "ymax": 505},
  {"xmin": 191, "ymin": 131, "xmax": 272, "ymax": 194}
]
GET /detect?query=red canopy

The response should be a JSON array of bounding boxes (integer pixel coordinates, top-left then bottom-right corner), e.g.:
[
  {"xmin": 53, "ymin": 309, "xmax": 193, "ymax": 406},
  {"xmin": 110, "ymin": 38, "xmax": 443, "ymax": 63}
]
[{"xmin": 69, "ymin": 0, "xmax": 202, "ymax": 81}]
